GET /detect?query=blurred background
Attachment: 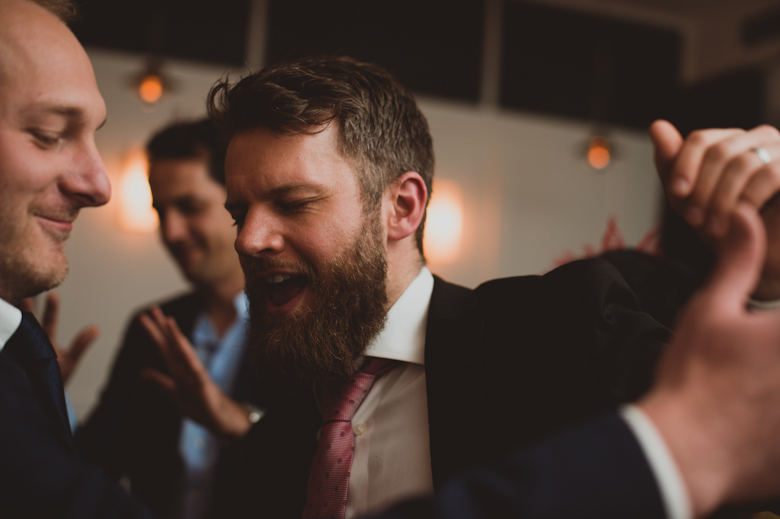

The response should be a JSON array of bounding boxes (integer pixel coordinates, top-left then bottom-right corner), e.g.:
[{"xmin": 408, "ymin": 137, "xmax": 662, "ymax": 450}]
[{"xmin": 54, "ymin": 0, "xmax": 780, "ymax": 417}]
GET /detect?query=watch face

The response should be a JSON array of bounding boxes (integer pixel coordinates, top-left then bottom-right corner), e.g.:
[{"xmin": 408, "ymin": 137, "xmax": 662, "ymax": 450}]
[{"xmin": 243, "ymin": 403, "xmax": 265, "ymax": 424}]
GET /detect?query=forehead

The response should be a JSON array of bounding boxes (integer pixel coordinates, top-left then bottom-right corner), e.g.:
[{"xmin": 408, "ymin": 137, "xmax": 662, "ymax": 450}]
[
  {"xmin": 0, "ymin": 1, "xmax": 105, "ymax": 126},
  {"xmin": 148, "ymin": 158, "xmax": 222, "ymax": 198},
  {"xmin": 224, "ymin": 125, "xmax": 359, "ymax": 202}
]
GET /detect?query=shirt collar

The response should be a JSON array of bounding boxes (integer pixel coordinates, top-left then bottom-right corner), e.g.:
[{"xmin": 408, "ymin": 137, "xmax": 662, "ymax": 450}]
[
  {"xmin": 363, "ymin": 267, "xmax": 434, "ymax": 365},
  {"xmin": 234, "ymin": 291, "xmax": 248, "ymax": 321},
  {"xmin": 0, "ymin": 297, "xmax": 22, "ymax": 352},
  {"xmin": 192, "ymin": 291, "xmax": 249, "ymax": 346}
]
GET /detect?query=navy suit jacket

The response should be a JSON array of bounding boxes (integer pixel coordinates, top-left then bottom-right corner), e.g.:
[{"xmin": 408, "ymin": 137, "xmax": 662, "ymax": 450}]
[
  {"xmin": 0, "ymin": 322, "xmax": 153, "ymax": 518},
  {"xmin": 376, "ymin": 411, "xmax": 666, "ymax": 519},
  {"xmin": 210, "ymin": 258, "xmax": 671, "ymax": 518}
]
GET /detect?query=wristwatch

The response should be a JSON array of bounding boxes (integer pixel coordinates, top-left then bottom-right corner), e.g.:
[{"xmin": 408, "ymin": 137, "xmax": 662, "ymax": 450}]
[{"xmin": 241, "ymin": 402, "xmax": 265, "ymax": 424}]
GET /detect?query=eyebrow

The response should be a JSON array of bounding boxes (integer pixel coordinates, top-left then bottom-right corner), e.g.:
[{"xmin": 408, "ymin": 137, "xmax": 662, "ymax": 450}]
[{"xmin": 24, "ymin": 104, "xmax": 107, "ymax": 130}]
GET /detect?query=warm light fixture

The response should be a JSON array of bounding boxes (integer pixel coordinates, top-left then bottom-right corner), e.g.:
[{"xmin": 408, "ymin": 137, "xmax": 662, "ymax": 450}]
[
  {"xmin": 138, "ymin": 73, "xmax": 164, "ymax": 104},
  {"xmin": 117, "ymin": 148, "xmax": 158, "ymax": 233},
  {"xmin": 424, "ymin": 179, "xmax": 464, "ymax": 265},
  {"xmin": 586, "ymin": 135, "xmax": 611, "ymax": 170},
  {"xmin": 129, "ymin": 58, "xmax": 176, "ymax": 108}
]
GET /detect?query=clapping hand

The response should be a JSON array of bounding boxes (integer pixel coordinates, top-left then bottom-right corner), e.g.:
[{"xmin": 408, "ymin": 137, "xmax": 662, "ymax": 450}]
[{"xmin": 139, "ymin": 306, "xmax": 252, "ymax": 441}]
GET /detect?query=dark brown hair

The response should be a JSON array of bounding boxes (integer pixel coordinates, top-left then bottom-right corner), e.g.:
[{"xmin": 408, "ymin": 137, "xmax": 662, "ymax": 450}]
[
  {"xmin": 208, "ymin": 56, "xmax": 434, "ymax": 253},
  {"xmin": 146, "ymin": 118, "xmax": 228, "ymax": 185}
]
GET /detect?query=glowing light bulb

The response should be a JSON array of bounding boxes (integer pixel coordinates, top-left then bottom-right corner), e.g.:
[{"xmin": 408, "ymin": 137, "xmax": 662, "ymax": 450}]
[
  {"xmin": 587, "ymin": 136, "xmax": 611, "ymax": 170},
  {"xmin": 138, "ymin": 74, "xmax": 163, "ymax": 104},
  {"xmin": 117, "ymin": 149, "xmax": 158, "ymax": 233},
  {"xmin": 424, "ymin": 179, "xmax": 464, "ymax": 265}
]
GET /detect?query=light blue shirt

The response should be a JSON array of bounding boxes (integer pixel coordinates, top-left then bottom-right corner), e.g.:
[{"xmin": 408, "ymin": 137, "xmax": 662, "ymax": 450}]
[{"xmin": 179, "ymin": 292, "xmax": 249, "ymax": 519}]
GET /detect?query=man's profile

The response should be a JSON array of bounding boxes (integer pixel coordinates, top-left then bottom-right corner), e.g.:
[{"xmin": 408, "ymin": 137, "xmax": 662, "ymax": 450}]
[{"xmin": 0, "ymin": 0, "xmax": 151, "ymax": 516}]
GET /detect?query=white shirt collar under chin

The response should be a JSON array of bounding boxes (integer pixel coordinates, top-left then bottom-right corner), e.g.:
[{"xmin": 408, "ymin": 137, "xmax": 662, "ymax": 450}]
[
  {"xmin": 0, "ymin": 297, "xmax": 23, "ymax": 352},
  {"xmin": 363, "ymin": 267, "xmax": 434, "ymax": 366}
]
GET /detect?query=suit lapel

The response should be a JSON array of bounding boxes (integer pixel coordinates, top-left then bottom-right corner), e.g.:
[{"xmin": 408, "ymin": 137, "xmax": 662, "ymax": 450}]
[
  {"xmin": 0, "ymin": 346, "xmax": 74, "ymax": 453},
  {"xmin": 424, "ymin": 276, "xmax": 488, "ymax": 489}
]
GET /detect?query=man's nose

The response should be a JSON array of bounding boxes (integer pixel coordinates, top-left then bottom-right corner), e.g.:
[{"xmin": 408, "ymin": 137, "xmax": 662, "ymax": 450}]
[
  {"xmin": 160, "ymin": 210, "xmax": 188, "ymax": 245},
  {"xmin": 61, "ymin": 141, "xmax": 111, "ymax": 207},
  {"xmin": 234, "ymin": 212, "xmax": 285, "ymax": 258}
]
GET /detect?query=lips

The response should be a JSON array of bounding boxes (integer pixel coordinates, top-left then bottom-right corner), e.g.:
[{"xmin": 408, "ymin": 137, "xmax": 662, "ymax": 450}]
[{"xmin": 36, "ymin": 214, "xmax": 75, "ymax": 236}]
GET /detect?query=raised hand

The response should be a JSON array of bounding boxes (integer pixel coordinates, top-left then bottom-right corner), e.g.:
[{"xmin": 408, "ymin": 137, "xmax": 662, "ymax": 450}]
[
  {"xmin": 19, "ymin": 292, "xmax": 99, "ymax": 385},
  {"xmin": 651, "ymin": 119, "xmax": 780, "ymax": 238},
  {"xmin": 640, "ymin": 204, "xmax": 780, "ymax": 516},
  {"xmin": 138, "ymin": 306, "xmax": 252, "ymax": 441}
]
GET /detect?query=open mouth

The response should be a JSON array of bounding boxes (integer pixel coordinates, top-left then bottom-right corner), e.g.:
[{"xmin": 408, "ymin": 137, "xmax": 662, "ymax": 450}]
[{"xmin": 266, "ymin": 274, "xmax": 309, "ymax": 308}]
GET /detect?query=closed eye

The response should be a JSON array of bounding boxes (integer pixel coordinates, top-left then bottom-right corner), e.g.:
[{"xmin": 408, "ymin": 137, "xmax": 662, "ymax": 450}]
[
  {"xmin": 30, "ymin": 130, "xmax": 64, "ymax": 150},
  {"xmin": 278, "ymin": 197, "xmax": 320, "ymax": 213},
  {"xmin": 229, "ymin": 210, "xmax": 246, "ymax": 228}
]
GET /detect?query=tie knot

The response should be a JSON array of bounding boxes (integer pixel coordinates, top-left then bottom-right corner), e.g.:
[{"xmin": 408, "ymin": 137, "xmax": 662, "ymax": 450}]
[{"xmin": 321, "ymin": 358, "xmax": 397, "ymax": 422}]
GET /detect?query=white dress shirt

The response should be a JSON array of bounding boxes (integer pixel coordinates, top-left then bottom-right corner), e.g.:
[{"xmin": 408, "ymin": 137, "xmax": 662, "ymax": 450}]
[
  {"xmin": 335, "ymin": 268, "xmax": 691, "ymax": 519},
  {"xmin": 621, "ymin": 405, "xmax": 691, "ymax": 519},
  {"xmin": 0, "ymin": 297, "xmax": 22, "ymax": 351},
  {"xmin": 180, "ymin": 292, "xmax": 250, "ymax": 519},
  {"xmin": 345, "ymin": 267, "xmax": 435, "ymax": 518}
]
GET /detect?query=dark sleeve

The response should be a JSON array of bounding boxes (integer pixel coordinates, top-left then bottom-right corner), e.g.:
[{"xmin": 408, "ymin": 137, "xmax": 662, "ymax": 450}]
[
  {"xmin": 207, "ymin": 385, "xmax": 321, "ymax": 519},
  {"xmin": 74, "ymin": 310, "xmax": 184, "ymax": 517},
  {"xmin": 547, "ymin": 257, "xmax": 672, "ymax": 404},
  {"xmin": 0, "ymin": 353, "xmax": 154, "ymax": 519},
  {"xmin": 74, "ymin": 312, "xmax": 175, "ymax": 476},
  {"xmin": 372, "ymin": 412, "xmax": 666, "ymax": 519},
  {"xmin": 599, "ymin": 249, "xmax": 702, "ymax": 329}
]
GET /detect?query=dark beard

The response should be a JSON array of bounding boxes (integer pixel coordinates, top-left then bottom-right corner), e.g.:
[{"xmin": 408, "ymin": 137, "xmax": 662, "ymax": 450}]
[{"xmin": 244, "ymin": 214, "xmax": 388, "ymax": 388}]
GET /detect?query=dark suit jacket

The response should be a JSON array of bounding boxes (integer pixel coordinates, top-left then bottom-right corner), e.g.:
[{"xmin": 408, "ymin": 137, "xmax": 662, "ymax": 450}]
[
  {"xmin": 211, "ymin": 258, "xmax": 670, "ymax": 518},
  {"xmin": 76, "ymin": 292, "xmax": 281, "ymax": 519},
  {"xmin": 375, "ymin": 411, "xmax": 667, "ymax": 519},
  {"xmin": 0, "ymin": 326, "xmax": 153, "ymax": 518}
]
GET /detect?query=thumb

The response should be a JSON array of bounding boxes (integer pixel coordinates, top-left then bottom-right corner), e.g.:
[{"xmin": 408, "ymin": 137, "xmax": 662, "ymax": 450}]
[
  {"xmin": 649, "ymin": 119, "xmax": 683, "ymax": 187},
  {"xmin": 701, "ymin": 203, "xmax": 766, "ymax": 312}
]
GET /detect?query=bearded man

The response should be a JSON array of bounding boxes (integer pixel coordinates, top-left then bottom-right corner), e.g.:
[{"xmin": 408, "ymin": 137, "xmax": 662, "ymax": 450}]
[
  {"xmin": 136, "ymin": 55, "xmax": 780, "ymax": 519},
  {"xmin": 163, "ymin": 56, "xmax": 666, "ymax": 518}
]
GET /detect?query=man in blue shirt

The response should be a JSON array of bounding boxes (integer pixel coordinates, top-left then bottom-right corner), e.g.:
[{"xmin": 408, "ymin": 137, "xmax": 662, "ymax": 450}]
[{"xmin": 75, "ymin": 119, "xmax": 275, "ymax": 519}]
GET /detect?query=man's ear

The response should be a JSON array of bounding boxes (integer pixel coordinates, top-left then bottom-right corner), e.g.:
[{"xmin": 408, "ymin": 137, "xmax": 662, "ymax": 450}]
[{"xmin": 384, "ymin": 171, "xmax": 428, "ymax": 243}]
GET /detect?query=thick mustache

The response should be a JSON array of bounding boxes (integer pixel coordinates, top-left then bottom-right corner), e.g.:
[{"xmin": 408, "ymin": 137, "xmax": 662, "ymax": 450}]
[{"xmin": 242, "ymin": 257, "xmax": 316, "ymax": 280}]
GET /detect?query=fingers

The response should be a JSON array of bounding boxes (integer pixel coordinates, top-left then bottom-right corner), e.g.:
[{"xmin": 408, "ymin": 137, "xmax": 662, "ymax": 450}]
[
  {"xmin": 667, "ymin": 125, "xmax": 780, "ymax": 238},
  {"xmin": 68, "ymin": 325, "xmax": 99, "ymax": 361},
  {"xmin": 704, "ymin": 145, "xmax": 776, "ymax": 235},
  {"xmin": 138, "ymin": 312, "xmax": 168, "ymax": 354},
  {"xmin": 701, "ymin": 204, "xmax": 766, "ymax": 313},
  {"xmin": 164, "ymin": 315, "xmax": 209, "ymax": 379},
  {"xmin": 42, "ymin": 292, "xmax": 60, "ymax": 337},
  {"xmin": 740, "ymin": 154, "xmax": 780, "ymax": 209},
  {"xmin": 649, "ymin": 120, "xmax": 684, "ymax": 194},
  {"xmin": 139, "ymin": 307, "xmax": 208, "ymax": 381},
  {"xmin": 694, "ymin": 127, "xmax": 780, "ymax": 235},
  {"xmin": 668, "ymin": 127, "xmax": 742, "ymax": 204}
]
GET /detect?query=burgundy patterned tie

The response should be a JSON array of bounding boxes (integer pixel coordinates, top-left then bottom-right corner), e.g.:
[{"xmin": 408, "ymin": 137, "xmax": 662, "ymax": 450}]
[{"xmin": 303, "ymin": 358, "xmax": 396, "ymax": 519}]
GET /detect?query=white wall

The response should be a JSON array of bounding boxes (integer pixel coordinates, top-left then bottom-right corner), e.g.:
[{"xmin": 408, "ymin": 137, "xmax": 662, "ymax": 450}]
[{"xmin": 55, "ymin": 49, "xmax": 660, "ymax": 418}]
